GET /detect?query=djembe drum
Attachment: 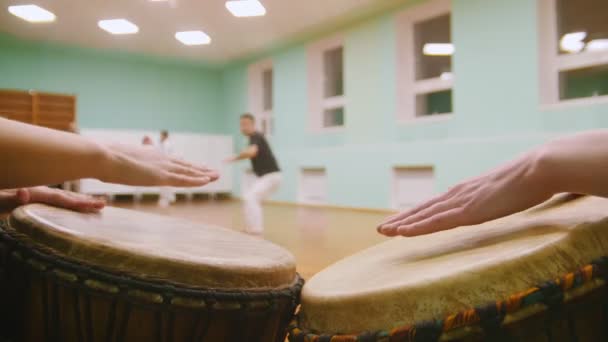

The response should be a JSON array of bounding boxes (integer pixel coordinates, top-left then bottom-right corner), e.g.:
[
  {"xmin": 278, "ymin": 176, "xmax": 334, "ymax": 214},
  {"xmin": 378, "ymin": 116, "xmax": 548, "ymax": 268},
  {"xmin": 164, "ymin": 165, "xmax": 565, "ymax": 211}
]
[
  {"xmin": 0, "ymin": 204, "xmax": 303, "ymax": 342},
  {"xmin": 290, "ymin": 195, "xmax": 608, "ymax": 342}
]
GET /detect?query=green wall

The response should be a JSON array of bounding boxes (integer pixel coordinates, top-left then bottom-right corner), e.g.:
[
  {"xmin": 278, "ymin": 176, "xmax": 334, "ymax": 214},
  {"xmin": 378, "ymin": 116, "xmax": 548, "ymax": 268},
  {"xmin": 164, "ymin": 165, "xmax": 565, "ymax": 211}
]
[
  {"xmin": 0, "ymin": 33, "xmax": 224, "ymax": 133},
  {"xmin": 2, "ymin": 0, "xmax": 608, "ymax": 209},
  {"xmin": 223, "ymin": 0, "xmax": 608, "ymax": 209}
]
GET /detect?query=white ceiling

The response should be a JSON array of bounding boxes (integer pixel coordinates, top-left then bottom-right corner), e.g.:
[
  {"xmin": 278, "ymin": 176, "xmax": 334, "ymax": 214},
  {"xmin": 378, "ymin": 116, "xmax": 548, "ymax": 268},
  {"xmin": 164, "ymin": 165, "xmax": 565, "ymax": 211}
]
[{"xmin": 0, "ymin": 0, "xmax": 408, "ymax": 65}]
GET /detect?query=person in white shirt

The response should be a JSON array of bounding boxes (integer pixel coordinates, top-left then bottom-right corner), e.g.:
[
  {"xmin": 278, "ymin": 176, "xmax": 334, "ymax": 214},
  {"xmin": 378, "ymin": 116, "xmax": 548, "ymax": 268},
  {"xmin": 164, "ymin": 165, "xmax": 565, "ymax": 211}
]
[
  {"xmin": 158, "ymin": 130, "xmax": 176, "ymax": 207},
  {"xmin": 142, "ymin": 135, "xmax": 153, "ymax": 146}
]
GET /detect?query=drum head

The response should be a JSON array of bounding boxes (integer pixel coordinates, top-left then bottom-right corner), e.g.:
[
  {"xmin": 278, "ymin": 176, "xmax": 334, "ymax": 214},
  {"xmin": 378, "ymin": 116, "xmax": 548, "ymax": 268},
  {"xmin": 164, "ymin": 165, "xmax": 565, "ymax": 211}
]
[
  {"xmin": 7, "ymin": 204, "xmax": 296, "ymax": 289},
  {"xmin": 299, "ymin": 195, "xmax": 608, "ymax": 334}
]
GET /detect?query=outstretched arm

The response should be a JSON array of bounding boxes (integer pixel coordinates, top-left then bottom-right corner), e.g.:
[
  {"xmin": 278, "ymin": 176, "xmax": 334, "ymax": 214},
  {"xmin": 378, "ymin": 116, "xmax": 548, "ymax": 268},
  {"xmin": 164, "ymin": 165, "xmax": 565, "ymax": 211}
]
[
  {"xmin": 0, "ymin": 117, "xmax": 218, "ymax": 189},
  {"xmin": 378, "ymin": 130, "xmax": 608, "ymax": 237},
  {"xmin": 226, "ymin": 145, "xmax": 258, "ymax": 162}
]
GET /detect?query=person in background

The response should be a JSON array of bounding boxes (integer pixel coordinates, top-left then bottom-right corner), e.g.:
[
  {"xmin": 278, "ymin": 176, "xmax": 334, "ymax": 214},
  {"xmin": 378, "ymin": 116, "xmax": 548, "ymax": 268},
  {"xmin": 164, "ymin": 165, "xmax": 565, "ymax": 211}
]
[
  {"xmin": 0, "ymin": 117, "xmax": 219, "ymax": 214},
  {"xmin": 62, "ymin": 121, "xmax": 81, "ymax": 193},
  {"xmin": 158, "ymin": 130, "xmax": 176, "ymax": 207},
  {"xmin": 377, "ymin": 130, "xmax": 608, "ymax": 238},
  {"xmin": 142, "ymin": 135, "xmax": 154, "ymax": 146},
  {"xmin": 226, "ymin": 113, "xmax": 282, "ymax": 236}
]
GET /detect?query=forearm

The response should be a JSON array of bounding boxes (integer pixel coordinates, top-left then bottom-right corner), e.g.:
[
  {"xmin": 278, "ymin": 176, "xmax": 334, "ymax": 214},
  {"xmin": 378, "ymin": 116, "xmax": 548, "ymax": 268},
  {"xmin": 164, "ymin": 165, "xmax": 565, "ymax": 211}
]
[
  {"xmin": 534, "ymin": 130, "xmax": 608, "ymax": 197},
  {"xmin": 0, "ymin": 118, "xmax": 111, "ymax": 188},
  {"xmin": 230, "ymin": 149, "xmax": 255, "ymax": 161},
  {"xmin": 234, "ymin": 151, "xmax": 252, "ymax": 161}
]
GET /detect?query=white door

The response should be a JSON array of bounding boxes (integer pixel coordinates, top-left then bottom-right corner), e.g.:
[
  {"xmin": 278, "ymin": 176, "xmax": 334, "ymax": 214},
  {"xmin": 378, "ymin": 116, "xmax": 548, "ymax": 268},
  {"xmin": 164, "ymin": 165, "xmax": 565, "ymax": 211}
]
[
  {"xmin": 298, "ymin": 168, "xmax": 328, "ymax": 205},
  {"xmin": 392, "ymin": 167, "xmax": 435, "ymax": 210}
]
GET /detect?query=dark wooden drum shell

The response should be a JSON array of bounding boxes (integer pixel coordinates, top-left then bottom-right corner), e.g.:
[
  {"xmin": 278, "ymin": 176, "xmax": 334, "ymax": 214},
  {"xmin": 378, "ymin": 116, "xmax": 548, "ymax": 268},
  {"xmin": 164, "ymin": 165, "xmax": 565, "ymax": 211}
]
[{"xmin": 0, "ymin": 205, "xmax": 303, "ymax": 342}]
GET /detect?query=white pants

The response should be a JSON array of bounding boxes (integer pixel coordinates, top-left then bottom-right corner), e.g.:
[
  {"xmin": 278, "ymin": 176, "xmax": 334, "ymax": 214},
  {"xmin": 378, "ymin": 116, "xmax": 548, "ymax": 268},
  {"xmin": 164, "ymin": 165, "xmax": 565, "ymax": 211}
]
[
  {"xmin": 159, "ymin": 187, "xmax": 176, "ymax": 206},
  {"xmin": 243, "ymin": 172, "xmax": 282, "ymax": 234}
]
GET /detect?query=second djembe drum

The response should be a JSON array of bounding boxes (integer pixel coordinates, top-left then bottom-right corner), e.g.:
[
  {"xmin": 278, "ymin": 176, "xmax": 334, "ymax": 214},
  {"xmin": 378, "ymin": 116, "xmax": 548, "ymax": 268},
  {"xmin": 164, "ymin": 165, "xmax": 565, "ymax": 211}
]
[{"xmin": 290, "ymin": 195, "xmax": 608, "ymax": 342}]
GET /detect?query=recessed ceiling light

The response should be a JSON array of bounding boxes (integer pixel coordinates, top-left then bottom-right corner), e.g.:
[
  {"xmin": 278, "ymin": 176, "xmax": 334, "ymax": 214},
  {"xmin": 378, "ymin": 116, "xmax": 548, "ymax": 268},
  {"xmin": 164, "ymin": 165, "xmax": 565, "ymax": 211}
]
[
  {"xmin": 175, "ymin": 31, "xmax": 211, "ymax": 45},
  {"xmin": 560, "ymin": 31, "xmax": 586, "ymax": 53},
  {"xmin": 440, "ymin": 72, "xmax": 453, "ymax": 81},
  {"xmin": 8, "ymin": 4, "xmax": 56, "ymax": 23},
  {"xmin": 225, "ymin": 0, "xmax": 266, "ymax": 17},
  {"xmin": 423, "ymin": 43, "xmax": 454, "ymax": 56},
  {"xmin": 98, "ymin": 19, "xmax": 139, "ymax": 35},
  {"xmin": 561, "ymin": 31, "xmax": 587, "ymax": 43}
]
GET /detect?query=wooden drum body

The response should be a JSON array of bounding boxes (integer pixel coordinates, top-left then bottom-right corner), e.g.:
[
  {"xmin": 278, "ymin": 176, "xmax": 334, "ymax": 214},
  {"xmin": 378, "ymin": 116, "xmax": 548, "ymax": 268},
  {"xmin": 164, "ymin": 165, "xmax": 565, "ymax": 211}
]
[
  {"xmin": 0, "ymin": 204, "xmax": 302, "ymax": 342},
  {"xmin": 290, "ymin": 195, "xmax": 608, "ymax": 342}
]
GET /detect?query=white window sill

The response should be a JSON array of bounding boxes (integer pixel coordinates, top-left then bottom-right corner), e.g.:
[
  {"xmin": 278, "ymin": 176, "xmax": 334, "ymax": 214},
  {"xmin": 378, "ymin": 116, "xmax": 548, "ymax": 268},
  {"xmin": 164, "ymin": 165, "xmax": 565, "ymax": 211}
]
[
  {"xmin": 312, "ymin": 125, "xmax": 346, "ymax": 133},
  {"xmin": 540, "ymin": 95, "xmax": 608, "ymax": 111},
  {"xmin": 397, "ymin": 113, "xmax": 454, "ymax": 125}
]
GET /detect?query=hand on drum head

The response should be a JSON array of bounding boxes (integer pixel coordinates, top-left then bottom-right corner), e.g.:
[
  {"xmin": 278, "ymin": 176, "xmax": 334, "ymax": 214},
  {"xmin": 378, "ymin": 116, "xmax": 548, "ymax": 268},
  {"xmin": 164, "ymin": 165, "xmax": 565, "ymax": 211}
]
[
  {"xmin": 0, "ymin": 187, "xmax": 105, "ymax": 213},
  {"xmin": 102, "ymin": 143, "xmax": 220, "ymax": 187},
  {"xmin": 378, "ymin": 129, "xmax": 608, "ymax": 237},
  {"xmin": 378, "ymin": 149, "xmax": 554, "ymax": 237}
]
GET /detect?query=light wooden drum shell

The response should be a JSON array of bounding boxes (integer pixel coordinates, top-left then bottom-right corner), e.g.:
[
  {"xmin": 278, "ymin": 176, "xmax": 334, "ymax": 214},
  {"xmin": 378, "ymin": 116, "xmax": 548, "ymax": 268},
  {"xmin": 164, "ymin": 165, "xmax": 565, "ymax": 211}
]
[
  {"xmin": 290, "ymin": 195, "xmax": 608, "ymax": 342},
  {"xmin": 0, "ymin": 204, "xmax": 303, "ymax": 342}
]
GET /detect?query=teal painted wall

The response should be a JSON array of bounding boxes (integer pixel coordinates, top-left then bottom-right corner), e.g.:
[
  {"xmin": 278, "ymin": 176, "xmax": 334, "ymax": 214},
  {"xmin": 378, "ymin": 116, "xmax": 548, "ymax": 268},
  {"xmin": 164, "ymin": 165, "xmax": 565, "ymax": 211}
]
[
  {"xmin": 0, "ymin": 34, "xmax": 224, "ymax": 133},
  {"xmin": 222, "ymin": 0, "xmax": 608, "ymax": 209},
  {"xmin": 2, "ymin": 0, "xmax": 607, "ymax": 209}
]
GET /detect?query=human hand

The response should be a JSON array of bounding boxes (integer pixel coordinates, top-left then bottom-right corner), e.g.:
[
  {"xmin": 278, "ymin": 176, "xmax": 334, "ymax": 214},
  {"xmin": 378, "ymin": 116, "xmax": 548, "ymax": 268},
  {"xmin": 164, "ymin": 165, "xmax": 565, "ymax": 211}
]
[
  {"xmin": 377, "ymin": 150, "xmax": 554, "ymax": 237},
  {"xmin": 0, "ymin": 187, "xmax": 106, "ymax": 213},
  {"xmin": 100, "ymin": 143, "xmax": 220, "ymax": 187}
]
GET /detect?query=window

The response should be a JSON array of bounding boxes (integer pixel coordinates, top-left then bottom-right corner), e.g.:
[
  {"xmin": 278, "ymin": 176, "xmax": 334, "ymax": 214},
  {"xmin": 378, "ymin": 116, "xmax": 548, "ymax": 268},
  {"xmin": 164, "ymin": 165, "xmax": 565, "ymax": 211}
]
[
  {"xmin": 396, "ymin": 0, "xmax": 453, "ymax": 120},
  {"xmin": 262, "ymin": 68, "xmax": 273, "ymax": 111},
  {"xmin": 248, "ymin": 59, "xmax": 274, "ymax": 135},
  {"xmin": 323, "ymin": 47, "xmax": 344, "ymax": 98},
  {"xmin": 298, "ymin": 168, "xmax": 328, "ymax": 204},
  {"xmin": 391, "ymin": 166, "xmax": 435, "ymax": 210},
  {"xmin": 308, "ymin": 36, "xmax": 346, "ymax": 131},
  {"xmin": 539, "ymin": 0, "xmax": 608, "ymax": 106}
]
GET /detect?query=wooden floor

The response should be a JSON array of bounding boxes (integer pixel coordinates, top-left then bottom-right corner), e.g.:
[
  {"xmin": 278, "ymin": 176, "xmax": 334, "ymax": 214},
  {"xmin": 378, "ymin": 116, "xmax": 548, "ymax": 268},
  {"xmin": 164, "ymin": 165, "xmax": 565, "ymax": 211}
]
[{"xmin": 115, "ymin": 198, "xmax": 391, "ymax": 279}]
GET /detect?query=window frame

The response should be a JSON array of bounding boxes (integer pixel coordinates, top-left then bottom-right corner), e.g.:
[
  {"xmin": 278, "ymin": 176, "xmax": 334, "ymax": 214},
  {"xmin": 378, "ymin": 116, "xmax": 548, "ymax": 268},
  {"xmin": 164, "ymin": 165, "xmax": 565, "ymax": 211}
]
[
  {"xmin": 248, "ymin": 59, "xmax": 274, "ymax": 137},
  {"xmin": 307, "ymin": 35, "xmax": 346, "ymax": 132},
  {"xmin": 538, "ymin": 0, "xmax": 608, "ymax": 109},
  {"xmin": 396, "ymin": 0, "xmax": 454, "ymax": 122}
]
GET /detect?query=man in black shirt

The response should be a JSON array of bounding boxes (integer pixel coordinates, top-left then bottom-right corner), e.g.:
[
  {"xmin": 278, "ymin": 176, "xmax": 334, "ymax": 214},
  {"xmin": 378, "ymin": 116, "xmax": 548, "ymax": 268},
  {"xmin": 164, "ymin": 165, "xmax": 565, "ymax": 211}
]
[{"xmin": 226, "ymin": 113, "xmax": 282, "ymax": 235}]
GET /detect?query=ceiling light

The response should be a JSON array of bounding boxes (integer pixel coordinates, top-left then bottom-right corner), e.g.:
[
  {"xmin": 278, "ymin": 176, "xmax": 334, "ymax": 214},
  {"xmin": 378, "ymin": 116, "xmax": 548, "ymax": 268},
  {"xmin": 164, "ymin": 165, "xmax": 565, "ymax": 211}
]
[
  {"xmin": 423, "ymin": 43, "xmax": 454, "ymax": 56},
  {"xmin": 8, "ymin": 4, "xmax": 56, "ymax": 23},
  {"xmin": 175, "ymin": 31, "xmax": 211, "ymax": 45},
  {"xmin": 561, "ymin": 31, "xmax": 587, "ymax": 42},
  {"xmin": 586, "ymin": 39, "xmax": 608, "ymax": 52},
  {"xmin": 440, "ymin": 72, "xmax": 453, "ymax": 81},
  {"xmin": 561, "ymin": 40, "xmax": 585, "ymax": 53},
  {"xmin": 226, "ymin": 0, "xmax": 266, "ymax": 17},
  {"xmin": 560, "ymin": 31, "xmax": 586, "ymax": 53},
  {"xmin": 98, "ymin": 19, "xmax": 139, "ymax": 35}
]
